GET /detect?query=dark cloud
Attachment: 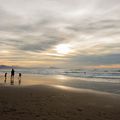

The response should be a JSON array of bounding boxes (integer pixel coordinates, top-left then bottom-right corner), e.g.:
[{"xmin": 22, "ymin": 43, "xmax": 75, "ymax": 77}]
[
  {"xmin": 69, "ymin": 54, "xmax": 120, "ymax": 66},
  {"xmin": 19, "ymin": 37, "xmax": 62, "ymax": 52}
]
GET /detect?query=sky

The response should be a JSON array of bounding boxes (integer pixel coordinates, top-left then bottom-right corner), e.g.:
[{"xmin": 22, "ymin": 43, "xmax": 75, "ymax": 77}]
[{"xmin": 0, "ymin": 0, "xmax": 120, "ymax": 68}]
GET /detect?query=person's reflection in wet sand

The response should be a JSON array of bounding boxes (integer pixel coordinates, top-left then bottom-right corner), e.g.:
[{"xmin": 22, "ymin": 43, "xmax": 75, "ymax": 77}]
[
  {"xmin": 4, "ymin": 73, "xmax": 7, "ymax": 83},
  {"xmin": 4, "ymin": 78, "xmax": 7, "ymax": 84},
  {"xmin": 18, "ymin": 73, "xmax": 22, "ymax": 85},
  {"xmin": 10, "ymin": 76, "xmax": 14, "ymax": 85}
]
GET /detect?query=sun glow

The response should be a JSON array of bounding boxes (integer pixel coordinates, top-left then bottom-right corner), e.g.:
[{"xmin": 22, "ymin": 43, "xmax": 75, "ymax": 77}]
[{"xmin": 55, "ymin": 44, "xmax": 71, "ymax": 55}]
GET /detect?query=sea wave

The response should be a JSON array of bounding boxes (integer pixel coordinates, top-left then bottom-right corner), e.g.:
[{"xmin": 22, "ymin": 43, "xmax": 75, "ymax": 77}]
[{"xmin": 0, "ymin": 68, "xmax": 120, "ymax": 79}]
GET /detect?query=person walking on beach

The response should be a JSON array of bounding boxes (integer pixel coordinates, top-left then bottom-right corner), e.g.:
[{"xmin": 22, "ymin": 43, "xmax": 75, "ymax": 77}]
[
  {"xmin": 11, "ymin": 69, "xmax": 15, "ymax": 85},
  {"xmin": 19, "ymin": 73, "xmax": 22, "ymax": 78},
  {"xmin": 4, "ymin": 72, "xmax": 7, "ymax": 83},
  {"xmin": 18, "ymin": 73, "xmax": 22, "ymax": 85},
  {"xmin": 5, "ymin": 72, "xmax": 7, "ymax": 78},
  {"xmin": 11, "ymin": 69, "xmax": 15, "ymax": 77}
]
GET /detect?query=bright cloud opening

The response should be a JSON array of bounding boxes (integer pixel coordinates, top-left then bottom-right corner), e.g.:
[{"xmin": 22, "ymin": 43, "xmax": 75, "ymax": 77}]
[{"xmin": 55, "ymin": 44, "xmax": 71, "ymax": 55}]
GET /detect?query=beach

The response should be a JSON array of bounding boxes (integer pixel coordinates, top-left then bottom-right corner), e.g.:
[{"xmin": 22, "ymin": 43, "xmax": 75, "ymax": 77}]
[
  {"xmin": 0, "ymin": 0, "xmax": 120, "ymax": 119},
  {"xmin": 0, "ymin": 76, "xmax": 120, "ymax": 120}
]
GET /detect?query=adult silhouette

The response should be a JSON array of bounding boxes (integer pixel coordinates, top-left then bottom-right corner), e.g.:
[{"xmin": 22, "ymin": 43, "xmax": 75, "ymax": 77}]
[
  {"xmin": 10, "ymin": 69, "xmax": 15, "ymax": 84},
  {"xmin": 11, "ymin": 69, "xmax": 15, "ymax": 77}
]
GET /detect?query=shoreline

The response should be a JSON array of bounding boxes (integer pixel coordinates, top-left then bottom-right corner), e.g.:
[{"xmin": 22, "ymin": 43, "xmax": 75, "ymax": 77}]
[{"xmin": 0, "ymin": 74, "xmax": 120, "ymax": 96}]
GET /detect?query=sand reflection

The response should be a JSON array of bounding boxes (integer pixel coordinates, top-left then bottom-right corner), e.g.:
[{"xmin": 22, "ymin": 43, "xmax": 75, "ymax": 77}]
[{"xmin": 10, "ymin": 77, "xmax": 14, "ymax": 85}]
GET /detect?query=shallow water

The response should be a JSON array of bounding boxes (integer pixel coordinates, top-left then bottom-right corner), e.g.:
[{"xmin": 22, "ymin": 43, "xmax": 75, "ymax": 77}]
[{"xmin": 0, "ymin": 74, "xmax": 120, "ymax": 95}]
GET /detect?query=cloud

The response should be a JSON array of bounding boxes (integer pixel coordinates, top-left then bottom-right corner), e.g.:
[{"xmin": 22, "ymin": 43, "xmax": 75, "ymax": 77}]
[
  {"xmin": 68, "ymin": 54, "xmax": 120, "ymax": 67},
  {"xmin": 0, "ymin": 0, "xmax": 120, "ymax": 67}
]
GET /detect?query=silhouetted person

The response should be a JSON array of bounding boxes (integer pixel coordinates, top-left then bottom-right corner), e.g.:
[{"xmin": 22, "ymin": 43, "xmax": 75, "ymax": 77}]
[
  {"xmin": 5, "ymin": 72, "xmax": 7, "ymax": 78},
  {"xmin": 11, "ymin": 69, "xmax": 15, "ymax": 78},
  {"xmin": 19, "ymin": 73, "xmax": 22, "ymax": 78},
  {"xmin": 4, "ymin": 72, "xmax": 7, "ymax": 83},
  {"xmin": 18, "ymin": 73, "xmax": 22, "ymax": 85},
  {"xmin": 10, "ymin": 69, "xmax": 15, "ymax": 85}
]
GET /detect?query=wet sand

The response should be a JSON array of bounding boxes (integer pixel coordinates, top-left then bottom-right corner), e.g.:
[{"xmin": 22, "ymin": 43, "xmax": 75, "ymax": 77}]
[{"xmin": 0, "ymin": 84, "xmax": 120, "ymax": 120}]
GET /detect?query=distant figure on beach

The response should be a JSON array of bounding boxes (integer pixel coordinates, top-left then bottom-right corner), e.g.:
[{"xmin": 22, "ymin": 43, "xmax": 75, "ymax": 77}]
[
  {"xmin": 11, "ymin": 69, "xmax": 15, "ymax": 78},
  {"xmin": 10, "ymin": 69, "xmax": 15, "ymax": 85},
  {"xmin": 4, "ymin": 72, "xmax": 7, "ymax": 83},
  {"xmin": 18, "ymin": 73, "xmax": 22, "ymax": 85},
  {"xmin": 5, "ymin": 72, "xmax": 7, "ymax": 78},
  {"xmin": 19, "ymin": 73, "xmax": 22, "ymax": 78}
]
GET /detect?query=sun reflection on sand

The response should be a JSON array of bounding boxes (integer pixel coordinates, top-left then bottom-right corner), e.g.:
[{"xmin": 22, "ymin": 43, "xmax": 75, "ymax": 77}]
[
  {"xmin": 51, "ymin": 85, "xmax": 83, "ymax": 92},
  {"xmin": 51, "ymin": 85, "xmax": 113, "ymax": 95},
  {"xmin": 54, "ymin": 75, "xmax": 68, "ymax": 81}
]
